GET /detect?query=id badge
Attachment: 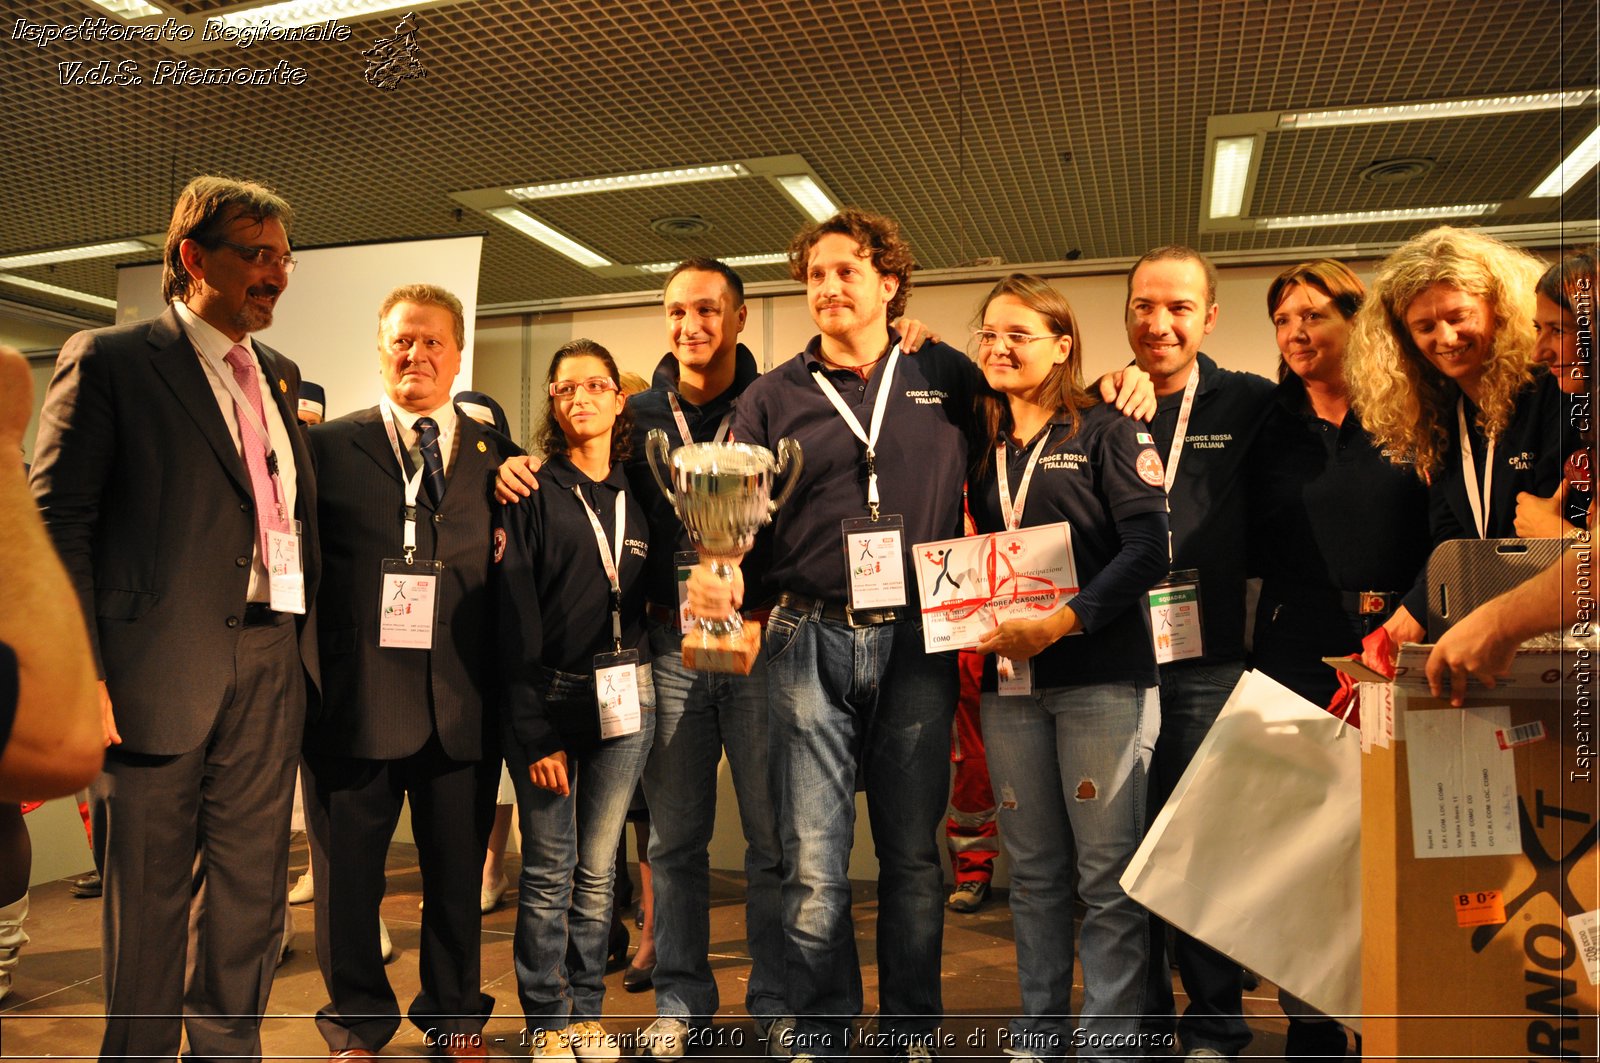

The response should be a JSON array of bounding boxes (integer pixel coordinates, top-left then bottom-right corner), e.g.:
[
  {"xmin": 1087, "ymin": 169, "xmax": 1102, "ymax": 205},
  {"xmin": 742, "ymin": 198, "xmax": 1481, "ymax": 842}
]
[
  {"xmin": 379, "ymin": 557, "xmax": 443, "ymax": 649},
  {"xmin": 997, "ymin": 655, "xmax": 1032, "ymax": 697},
  {"xmin": 674, "ymin": 551, "xmax": 699, "ymax": 635},
  {"xmin": 1148, "ymin": 568, "xmax": 1204, "ymax": 664},
  {"xmin": 841, "ymin": 515, "xmax": 908, "ymax": 609},
  {"xmin": 266, "ymin": 521, "xmax": 307, "ymax": 614},
  {"xmin": 594, "ymin": 649, "xmax": 643, "ymax": 740}
]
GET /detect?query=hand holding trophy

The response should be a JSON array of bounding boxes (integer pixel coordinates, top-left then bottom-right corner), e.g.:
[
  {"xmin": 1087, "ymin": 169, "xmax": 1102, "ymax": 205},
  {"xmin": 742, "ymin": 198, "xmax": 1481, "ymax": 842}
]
[{"xmin": 646, "ymin": 430, "xmax": 802, "ymax": 673}]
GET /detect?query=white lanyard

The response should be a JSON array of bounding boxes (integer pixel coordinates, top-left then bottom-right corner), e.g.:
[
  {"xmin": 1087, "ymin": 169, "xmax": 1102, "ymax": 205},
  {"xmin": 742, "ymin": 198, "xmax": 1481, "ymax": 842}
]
[
  {"xmin": 216, "ymin": 345, "xmax": 286, "ymax": 520},
  {"xmin": 811, "ymin": 345, "xmax": 901, "ymax": 520},
  {"xmin": 996, "ymin": 429, "xmax": 1052, "ymax": 532},
  {"xmin": 574, "ymin": 484, "xmax": 628, "ymax": 650},
  {"xmin": 1161, "ymin": 365, "xmax": 1201, "ymax": 497},
  {"xmin": 1457, "ymin": 398, "xmax": 1496, "ymax": 538},
  {"xmin": 380, "ymin": 402, "xmax": 429, "ymax": 563},
  {"xmin": 667, "ymin": 392, "xmax": 733, "ymax": 449}
]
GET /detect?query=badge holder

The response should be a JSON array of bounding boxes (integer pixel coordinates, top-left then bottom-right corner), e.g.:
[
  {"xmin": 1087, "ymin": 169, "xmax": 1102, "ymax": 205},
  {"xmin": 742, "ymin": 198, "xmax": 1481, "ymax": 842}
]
[
  {"xmin": 594, "ymin": 648, "xmax": 643, "ymax": 740},
  {"xmin": 266, "ymin": 519, "xmax": 307, "ymax": 614},
  {"xmin": 379, "ymin": 554, "xmax": 443, "ymax": 649},
  {"xmin": 998, "ymin": 655, "xmax": 1033, "ymax": 697},
  {"xmin": 841, "ymin": 514, "xmax": 908, "ymax": 610},
  {"xmin": 673, "ymin": 550, "xmax": 699, "ymax": 636},
  {"xmin": 1148, "ymin": 567, "xmax": 1204, "ymax": 664}
]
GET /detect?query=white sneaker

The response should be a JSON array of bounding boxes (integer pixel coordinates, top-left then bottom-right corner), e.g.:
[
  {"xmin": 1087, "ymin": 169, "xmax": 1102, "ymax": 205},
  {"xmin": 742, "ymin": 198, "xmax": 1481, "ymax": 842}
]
[
  {"xmin": 287, "ymin": 870, "xmax": 314, "ymax": 904},
  {"xmin": 764, "ymin": 1016, "xmax": 796, "ymax": 1061},
  {"xmin": 568, "ymin": 1020, "xmax": 619, "ymax": 1063},
  {"xmin": 378, "ymin": 917, "xmax": 394, "ymax": 964},
  {"xmin": 528, "ymin": 1027, "xmax": 577, "ymax": 1062},
  {"xmin": 641, "ymin": 1017, "xmax": 691, "ymax": 1060}
]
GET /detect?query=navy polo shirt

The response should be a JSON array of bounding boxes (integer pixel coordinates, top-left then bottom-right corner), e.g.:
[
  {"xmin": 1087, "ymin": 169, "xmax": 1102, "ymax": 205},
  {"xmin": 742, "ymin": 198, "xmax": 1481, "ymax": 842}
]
[
  {"xmin": 1399, "ymin": 369, "xmax": 1565, "ymax": 620},
  {"xmin": 1248, "ymin": 374, "xmax": 1432, "ymax": 599},
  {"xmin": 1148, "ymin": 352, "xmax": 1274, "ymax": 665},
  {"xmin": 731, "ymin": 333, "xmax": 980, "ymax": 602},
  {"xmin": 969, "ymin": 403, "xmax": 1171, "ymax": 689},
  {"xmin": 624, "ymin": 343, "xmax": 774, "ymax": 610},
  {"xmin": 495, "ymin": 453, "xmax": 650, "ymax": 762}
]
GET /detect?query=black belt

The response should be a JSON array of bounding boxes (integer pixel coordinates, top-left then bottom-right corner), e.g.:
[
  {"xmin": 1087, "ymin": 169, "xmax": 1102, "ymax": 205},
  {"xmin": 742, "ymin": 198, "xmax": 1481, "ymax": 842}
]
[
  {"xmin": 242, "ymin": 602, "xmax": 281, "ymax": 626},
  {"xmin": 777, "ymin": 592, "xmax": 910, "ymax": 628}
]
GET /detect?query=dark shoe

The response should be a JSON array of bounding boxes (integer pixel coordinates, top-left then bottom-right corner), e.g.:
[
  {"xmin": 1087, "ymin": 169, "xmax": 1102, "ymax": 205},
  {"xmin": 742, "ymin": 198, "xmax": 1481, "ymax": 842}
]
[
  {"xmin": 68, "ymin": 871, "xmax": 102, "ymax": 898},
  {"xmin": 606, "ymin": 919, "xmax": 630, "ymax": 971},
  {"xmin": 623, "ymin": 960, "xmax": 655, "ymax": 992},
  {"xmin": 634, "ymin": 904, "xmax": 645, "ymax": 929},
  {"xmin": 945, "ymin": 880, "xmax": 988, "ymax": 913}
]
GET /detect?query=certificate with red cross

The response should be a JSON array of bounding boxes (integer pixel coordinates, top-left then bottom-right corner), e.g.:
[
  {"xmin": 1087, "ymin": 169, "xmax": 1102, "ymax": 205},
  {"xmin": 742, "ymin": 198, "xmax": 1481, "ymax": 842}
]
[{"xmin": 912, "ymin": 521, "xmax": 1079, "ymax": 653}]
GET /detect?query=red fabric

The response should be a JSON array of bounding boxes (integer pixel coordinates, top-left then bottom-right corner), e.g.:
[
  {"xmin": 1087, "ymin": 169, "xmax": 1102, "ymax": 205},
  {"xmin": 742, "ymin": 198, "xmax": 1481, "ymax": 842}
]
[
  {"xmin": 1324, "ymin": 627, "xmax": 1398, "ymax": 728},
  {"xmin": 947, "ymin": 650, "xmax": 998, "ymax": 882}
]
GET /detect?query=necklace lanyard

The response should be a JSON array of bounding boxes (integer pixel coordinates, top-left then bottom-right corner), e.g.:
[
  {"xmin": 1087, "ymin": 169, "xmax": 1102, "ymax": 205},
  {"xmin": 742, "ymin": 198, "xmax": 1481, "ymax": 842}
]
[
  {"xmin": 574, "ymin": 484, "xmax": 628, "ymax": 651},
  {"xmin": 380, "ymin": 401, "xmax": 430, "ymax": 563},
  {"xmin": 996, "ymin": 429, "xmax": 1052, "ymax": 532},
  {"xmin": 1457, "ymin": 397, "xmax": 1496, "ymax": 538},
  {"xmin": 216, "ymin": 345, "xmax": 287, "ymax": 520},
  {"xmin": 1161, "ymin": 365, "xmax": 1201, "ymax": 497},
  {"xmin": 667, "ymin": 392, "xmax": 733, "ymax": 449},
  {"xmin": 811, "ymin": 344, "xmax": 901, "ymax": 520}
]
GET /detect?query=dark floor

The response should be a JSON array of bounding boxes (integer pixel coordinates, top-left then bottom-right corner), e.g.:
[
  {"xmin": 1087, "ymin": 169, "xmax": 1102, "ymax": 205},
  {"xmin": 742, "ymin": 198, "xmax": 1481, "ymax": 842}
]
[{"xmin": 0, "ymin": 841, "xmax": 1289, "ymax": 1060}]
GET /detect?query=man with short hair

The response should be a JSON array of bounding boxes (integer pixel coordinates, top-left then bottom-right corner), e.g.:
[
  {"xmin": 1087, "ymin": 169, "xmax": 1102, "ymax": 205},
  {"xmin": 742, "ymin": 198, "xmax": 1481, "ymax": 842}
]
[
  {"xmin": 690, "ymin": 211, "xmax": 979, "ymax": 1062},
  {"xmin": 1123, "ymin": 246, "xmax": 1273, "ymax": 1062},
  {"xmin": 31, "ymin": 174, "xmax": 320, "ymax": 1060},
  {"xmin": 302, "ymin": 284, "xmax": 515, "ymax": 1061}
]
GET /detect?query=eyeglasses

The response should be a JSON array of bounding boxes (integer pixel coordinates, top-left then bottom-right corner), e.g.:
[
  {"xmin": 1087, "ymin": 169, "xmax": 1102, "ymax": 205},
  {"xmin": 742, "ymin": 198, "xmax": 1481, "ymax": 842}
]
[
  {"xmin": 216, "ymin": 239, "xmax": 298, "ymax": 273},
  {"xmin": 549, "ymin": 377, "xmax": 618, "ymax": 399},
  {"xmin": 971, "ymin": 328, "xmax": 1061, "ymax": 349}
]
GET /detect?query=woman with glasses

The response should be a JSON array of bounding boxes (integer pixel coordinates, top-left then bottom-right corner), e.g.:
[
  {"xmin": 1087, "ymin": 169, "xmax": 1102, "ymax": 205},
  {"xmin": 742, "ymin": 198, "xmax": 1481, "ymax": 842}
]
[
  {"xmin": 496, "ymin": 339, "xmax": 654, "ymax": 1063},
  {"xmin": 965, "ymin": 274, "xmax": 1170, "ymax": 1062}
]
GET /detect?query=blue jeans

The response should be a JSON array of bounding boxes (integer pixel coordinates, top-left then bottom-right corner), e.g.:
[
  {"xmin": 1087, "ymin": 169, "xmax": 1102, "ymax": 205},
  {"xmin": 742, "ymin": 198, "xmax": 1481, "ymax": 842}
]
[
  {"xmin": 643, "ymin": 621, "xmax": 785, "ymax": 1026},
  {"xmin": 1143, "ymin": 658, "xmax": 1250, "ymax": 1058},
  {"xmin": 982, "ymin": 683, "xmax": 1158, "ymax": 1062},
  {"xmin": 763, "ymin": 603, "xmax": 958, "ymax": 1059},
  {"xmin": 507, "ymin": 666, "xmax": 656, "ymax": 1031}
]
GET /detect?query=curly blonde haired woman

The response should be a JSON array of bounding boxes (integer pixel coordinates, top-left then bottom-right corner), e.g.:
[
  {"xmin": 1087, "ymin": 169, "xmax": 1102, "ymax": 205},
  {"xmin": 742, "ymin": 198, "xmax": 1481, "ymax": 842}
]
[{"xmin": 1347, "ymin": 226, "xmax": 1566, "ymax": 654}]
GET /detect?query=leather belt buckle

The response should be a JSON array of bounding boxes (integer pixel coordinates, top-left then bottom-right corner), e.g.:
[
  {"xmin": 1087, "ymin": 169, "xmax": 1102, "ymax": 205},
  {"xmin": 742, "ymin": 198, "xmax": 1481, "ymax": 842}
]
[{"xmin": 1357, "ymin": 591, "xmax": 1389, "ymax": 616}]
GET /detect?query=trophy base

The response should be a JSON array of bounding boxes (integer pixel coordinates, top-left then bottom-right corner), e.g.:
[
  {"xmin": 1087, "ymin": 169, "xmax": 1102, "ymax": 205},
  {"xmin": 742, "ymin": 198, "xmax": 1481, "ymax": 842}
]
[{"xmin": 682, "ymin": 619, "xmax": 762, "ymax": 675}]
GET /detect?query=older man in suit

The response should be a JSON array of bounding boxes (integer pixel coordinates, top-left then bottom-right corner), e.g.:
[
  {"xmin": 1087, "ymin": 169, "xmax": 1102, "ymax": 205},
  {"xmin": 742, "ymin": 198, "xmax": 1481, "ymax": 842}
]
[
  {"xmin": 30, "ymin": 174, "xmax": 320, "ymax": 1061},
  {"xmin": 303, "ymin": 284, "xmax": 515, "ymax": 1061}
]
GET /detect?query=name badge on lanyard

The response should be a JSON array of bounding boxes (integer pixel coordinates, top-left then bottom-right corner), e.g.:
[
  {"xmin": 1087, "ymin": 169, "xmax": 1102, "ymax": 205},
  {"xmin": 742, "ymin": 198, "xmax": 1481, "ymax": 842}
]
[
  {"xmin": 1148, "ymin": 567, "xmax": 1204, "ymax": 664},
  {"xmin": 674, "ymin": 550, "xmax": 699, "ymax": 635},
  {"xmin": 814, "ymin": 346, "xmax": 909, "ymax": 609},
  {"xmin": 377, "ymin": 403, "xmax": 442, "ymax": 648},
  {"xmin": 574, "ymin": 484, "xmax": 642, "ymax": 740},
  {"xmin": 994, "ymin": 430, "xmax": 1051, "ymax": 695},
  {"xmin": 267, "ymin": 521, "xmax": 307, "ymax": 614},
  {"xmin": 1457, "ymin": 398, "xmax": 1496, "ymax": 538}
]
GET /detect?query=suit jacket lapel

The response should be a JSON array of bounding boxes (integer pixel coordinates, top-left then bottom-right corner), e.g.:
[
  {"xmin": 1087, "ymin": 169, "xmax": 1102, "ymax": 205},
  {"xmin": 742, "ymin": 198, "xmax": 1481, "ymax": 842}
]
[
  {"xmin": 444, "ymin": 410, "xmax": 490, "ymax": 507},
  {"xmin": 147, "ymin": 307, "xmax": 251, "ymax": 498},
  {"xmin": 351, "ymin": 408, "xmax": 410, "ymax": 489}
]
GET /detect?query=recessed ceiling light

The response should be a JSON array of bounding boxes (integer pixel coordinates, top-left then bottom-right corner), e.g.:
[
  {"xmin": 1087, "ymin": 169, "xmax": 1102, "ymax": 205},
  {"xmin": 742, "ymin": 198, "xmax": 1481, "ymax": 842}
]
[
  {"xmin": 0, "ymin": 239, "xmax": 153, "ymax": 270},
  {"xmin": 85, "ymin": 0, "xmax": 166, "ymax": 17},
  {"xmin": 508, "ymin": 164, "xmax": 749, "ymax": 200},
  {"xmin": 1531, "ymin": 126, "xmax": 1600, "ymax": 198},
  {"xmin": 1256, "ymin": 203, "xmax": 1501, "ymax": 229},
  {"xmin": 1208, "ymin": 136, "xmax": 1256, "ymax": 218},
  {"xmin": 0, "ymin": 273, "xmax": 117, "ymax": 309},
  {"xmin": 486, "ymin": 207, "xmax": 611, "ymax": 268},
  {"xmin": 775, "ymin": 175, "xmax": 839, "ymax": 222},
  {"xmin": 206, "ymin": 0, "xmax": 430, "ymax": 30},
  {"xmin": 636, "ymin": 253, "xmax": 790, "ymax": 274},
  {"xmin": 1279, "ymin": 90, "xmax": 1594, "ymax": 129}
]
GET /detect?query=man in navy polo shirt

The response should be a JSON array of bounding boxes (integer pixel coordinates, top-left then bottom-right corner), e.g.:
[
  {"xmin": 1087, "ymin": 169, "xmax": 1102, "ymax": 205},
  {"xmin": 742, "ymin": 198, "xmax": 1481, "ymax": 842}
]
[
  {"xmin": 692, "ymin": 210, "xmax": 978, "ymax": 1063},
  {"xmin": 1125, "ymin": 247, "xmax": 1273, "ymax": 1062}
]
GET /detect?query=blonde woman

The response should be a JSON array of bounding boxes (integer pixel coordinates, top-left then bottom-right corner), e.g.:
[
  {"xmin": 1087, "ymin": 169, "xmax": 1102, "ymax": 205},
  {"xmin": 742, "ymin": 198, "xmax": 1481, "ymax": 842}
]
[{"xmin": 1347, "ymin": 227, "xmax": 1565, "ymax": 651}]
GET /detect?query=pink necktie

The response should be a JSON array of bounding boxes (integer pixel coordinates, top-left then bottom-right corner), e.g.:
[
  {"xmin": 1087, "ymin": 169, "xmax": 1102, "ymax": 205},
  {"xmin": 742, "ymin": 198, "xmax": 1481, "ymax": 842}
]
[{"xmin": 223, "ymin": 345, "xmax": 289, "ymax": 552}]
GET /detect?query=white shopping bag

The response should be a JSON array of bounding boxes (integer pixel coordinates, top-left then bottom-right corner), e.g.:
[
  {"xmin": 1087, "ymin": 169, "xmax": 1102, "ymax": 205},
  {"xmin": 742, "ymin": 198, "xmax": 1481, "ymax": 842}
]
[{"xmin": 1121, "ymin": 669, "xmax": 1362, "ymax": 1026}]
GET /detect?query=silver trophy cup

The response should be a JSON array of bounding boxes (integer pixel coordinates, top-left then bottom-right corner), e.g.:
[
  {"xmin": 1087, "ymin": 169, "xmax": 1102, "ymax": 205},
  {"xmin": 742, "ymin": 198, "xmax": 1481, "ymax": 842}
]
[{"xmin": 646, "ymin": 430, "xmax": 803, "ymax": 673}]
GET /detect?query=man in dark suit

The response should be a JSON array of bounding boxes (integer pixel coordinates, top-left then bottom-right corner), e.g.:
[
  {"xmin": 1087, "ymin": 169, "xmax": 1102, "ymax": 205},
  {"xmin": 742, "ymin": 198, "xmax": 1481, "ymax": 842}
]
[
  {"xmin": 303, "ymin": 284, "xmax": 514, "ymax": 1061},
  {"xmin": 30, "ymin": 175, "xmax": 320, "ymax": 1061}
]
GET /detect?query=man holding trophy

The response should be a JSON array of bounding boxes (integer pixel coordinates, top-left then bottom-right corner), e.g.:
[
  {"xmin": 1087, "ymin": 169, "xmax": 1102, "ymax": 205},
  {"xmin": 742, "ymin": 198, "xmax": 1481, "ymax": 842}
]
[{"xmin": 689, "ymin": 210, "xmax": 980, "ymax": 1063}]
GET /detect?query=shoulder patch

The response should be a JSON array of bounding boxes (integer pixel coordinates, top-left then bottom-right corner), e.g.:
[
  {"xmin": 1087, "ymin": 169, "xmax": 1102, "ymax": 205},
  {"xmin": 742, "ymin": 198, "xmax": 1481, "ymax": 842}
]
[
  {"xmin": 492, "ymin": 527, "xmax": 507, "ymax": 564},
  {"xmin": 1135, "ymin": 447, "xmax": 1165, "ymax": 487}
]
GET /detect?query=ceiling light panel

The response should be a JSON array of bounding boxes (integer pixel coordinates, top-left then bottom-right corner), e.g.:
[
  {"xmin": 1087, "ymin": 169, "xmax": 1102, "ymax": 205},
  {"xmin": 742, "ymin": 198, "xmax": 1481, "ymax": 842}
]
[
  {"xmin": 774, "ymin": 175, "xmax": 840, "ymax": 222},
  {"xmin": 1208, "ymin": 136, "xmax": 1256, "ymax": 218},
  {"xmin": 0, "ymin": 239, "xmax": 152, "ymax": 269},
  {"xmin": 1532, "ymin": 126, "xmax": 1600, "ymax": 198},
  {"xmin": 636, "ymin": 252, "xmax": 789, "ymax": 274},
  {"xmin": 508, "ymin": 164, "xmax": 750, "ymax": 200},
  {"xmin": 206, "ymin": 0, "xmax": 428, "ymax": 31},
  {"xmin": 1279, "ymin": 90, "xmax": 1595, "ymax": 129},
  {"xmin": 486, "ymin": 207, "xmax": 611, "ymax": 268},
  {"xmin": 0, "ymin": 273, "xmax": 117, "ymax": 309},
  {"xmin": 85, "ymin": 0, "xmax": 166, "ymax": 17},
  {"xmin": 1256, "ymin": 203, "xmax": 1501, "ymax": 230}
]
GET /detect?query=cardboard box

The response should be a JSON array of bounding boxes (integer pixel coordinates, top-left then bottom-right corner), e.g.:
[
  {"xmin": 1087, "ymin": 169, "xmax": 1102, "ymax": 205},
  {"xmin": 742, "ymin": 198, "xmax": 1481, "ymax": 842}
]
[{"xmin": 1334, "ymin": 646, "xmax": 1598, "ymax": 1061}]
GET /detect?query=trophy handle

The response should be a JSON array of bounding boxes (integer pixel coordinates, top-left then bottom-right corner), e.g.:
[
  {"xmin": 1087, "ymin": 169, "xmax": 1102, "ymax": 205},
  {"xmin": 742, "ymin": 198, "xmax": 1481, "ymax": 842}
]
[
  {"xmin": 768, "ymin": 437, "xmax": 804, "ymax": 516},
  {"xmin": 645, "ymin": 429, "xmax": 676, "ymax": 505}
]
